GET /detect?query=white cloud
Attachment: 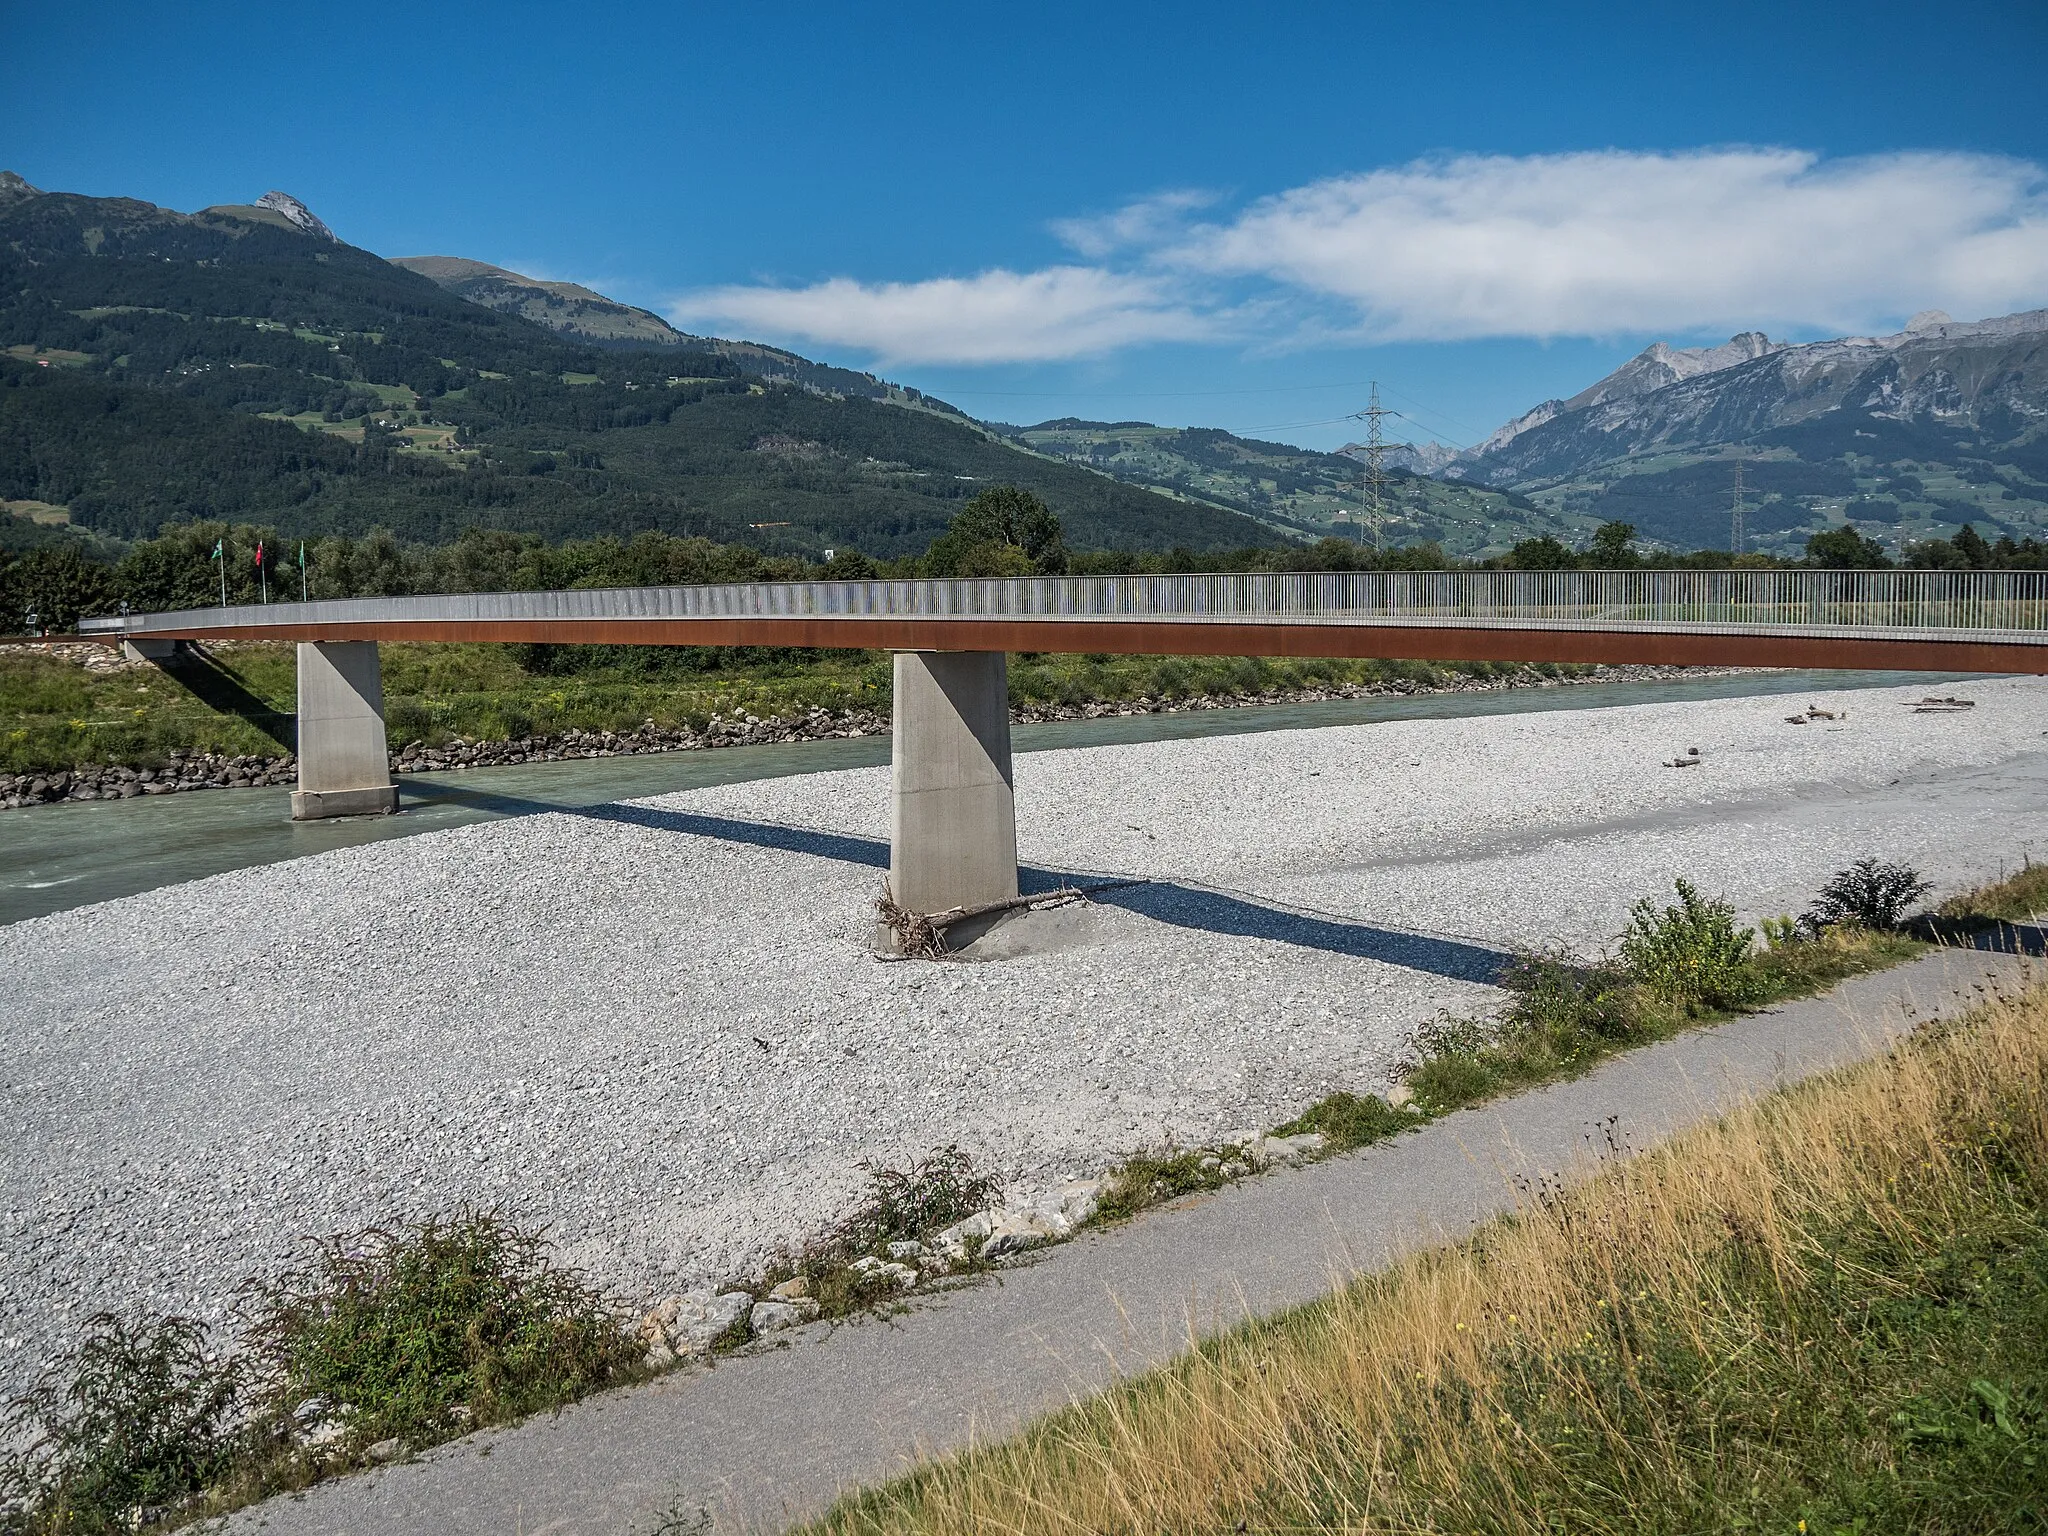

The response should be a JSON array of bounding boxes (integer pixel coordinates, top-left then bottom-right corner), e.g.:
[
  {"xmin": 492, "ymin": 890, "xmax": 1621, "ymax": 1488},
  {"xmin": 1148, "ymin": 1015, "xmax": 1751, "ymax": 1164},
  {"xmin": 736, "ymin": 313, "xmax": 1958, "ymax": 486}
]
[
  {"xmin": 670, "ymin": 266, "xmax": 1217, "ymax": 366},
  {"xmin": 670, "ymin": 148, "xmax": 2048, "ymax": 366},
  {"xmin": 1171, "ymin": 148, "xmax": 2048, "ymax": 341},
  {"xmin": 1050, "ymin": 188, "xmax": 1219, "ymax": 259}
]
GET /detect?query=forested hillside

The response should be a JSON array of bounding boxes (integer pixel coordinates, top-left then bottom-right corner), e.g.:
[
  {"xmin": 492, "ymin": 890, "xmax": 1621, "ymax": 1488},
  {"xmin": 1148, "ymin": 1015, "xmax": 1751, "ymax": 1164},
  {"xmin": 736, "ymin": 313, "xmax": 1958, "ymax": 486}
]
[{"xmin": 0, "ymin": 173, "xmax": 1276, "ymax": 560}]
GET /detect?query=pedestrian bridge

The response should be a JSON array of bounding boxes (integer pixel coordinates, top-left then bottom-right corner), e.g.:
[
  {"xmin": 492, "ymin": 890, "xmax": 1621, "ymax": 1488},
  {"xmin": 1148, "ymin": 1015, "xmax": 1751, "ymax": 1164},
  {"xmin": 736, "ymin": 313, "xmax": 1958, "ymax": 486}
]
[{"xmin": 82, "ymin": 568, "xmax": 2048, "ymax": 928}]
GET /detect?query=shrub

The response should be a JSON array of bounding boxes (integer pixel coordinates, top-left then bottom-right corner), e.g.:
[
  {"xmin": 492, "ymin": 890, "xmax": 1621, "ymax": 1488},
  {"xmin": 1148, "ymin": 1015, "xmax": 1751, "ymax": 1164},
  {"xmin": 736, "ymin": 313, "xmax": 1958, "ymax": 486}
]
[
  {"xmin": 247, "ymin": 1209, "xmax": 637, "ymax": 1449},
  {"xmin": 817, "ymin": 1147, "xmax": 1002, "ymax": 1261},
  {"xmin": 0, "ymin": 1313, "xmax": 244, "ymax": 1535},
  {"xmin": 1620, "ymin": 879, "xmax": 1763, "ymax": 1011},
  {"xmin": 1805, "ymin": 857, "xmax": 1933, "ymax": 933},
  {"xmin": 1495, "ymin": 949, "xmax": 1639, "ymax": 1042}
]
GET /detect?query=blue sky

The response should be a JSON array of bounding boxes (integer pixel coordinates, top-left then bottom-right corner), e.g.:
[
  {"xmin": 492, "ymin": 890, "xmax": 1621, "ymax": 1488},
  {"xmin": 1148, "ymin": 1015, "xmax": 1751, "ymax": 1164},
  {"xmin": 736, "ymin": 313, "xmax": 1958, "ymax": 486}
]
[{"xmin": 11, "ymin": 1, "xmax": 2048, "ymax": 451}]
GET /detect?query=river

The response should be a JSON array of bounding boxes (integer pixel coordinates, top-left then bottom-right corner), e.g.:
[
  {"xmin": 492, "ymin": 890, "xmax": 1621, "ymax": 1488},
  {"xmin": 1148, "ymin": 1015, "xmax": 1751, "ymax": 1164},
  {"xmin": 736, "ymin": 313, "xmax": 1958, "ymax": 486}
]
[{"xmin": 0, "ymin": 669, "xmax": 1984, "ymax": 925}]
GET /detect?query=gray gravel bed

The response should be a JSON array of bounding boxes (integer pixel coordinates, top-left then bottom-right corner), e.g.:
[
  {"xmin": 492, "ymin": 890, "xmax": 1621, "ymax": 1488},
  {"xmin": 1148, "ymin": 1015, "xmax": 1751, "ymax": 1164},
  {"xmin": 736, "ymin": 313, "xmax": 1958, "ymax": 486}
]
[{"xmin": 1, "ymin": 675, "xmax": 2043, "ymax": 1399}]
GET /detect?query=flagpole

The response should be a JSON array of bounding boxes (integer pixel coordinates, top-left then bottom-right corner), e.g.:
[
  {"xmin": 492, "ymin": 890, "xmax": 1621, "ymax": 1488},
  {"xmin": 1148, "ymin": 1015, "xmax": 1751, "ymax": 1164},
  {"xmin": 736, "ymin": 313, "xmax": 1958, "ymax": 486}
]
[
  {"xmin": 259, "ymin": 542, "xmax": 268, "ymax": 604},
  {"xmin": 300, "ymin": 542, "xmax": 308, "ymax": 604},
  {"xmin": 214, "ymin": 539, "xmax": 226, "ymax": 608}
]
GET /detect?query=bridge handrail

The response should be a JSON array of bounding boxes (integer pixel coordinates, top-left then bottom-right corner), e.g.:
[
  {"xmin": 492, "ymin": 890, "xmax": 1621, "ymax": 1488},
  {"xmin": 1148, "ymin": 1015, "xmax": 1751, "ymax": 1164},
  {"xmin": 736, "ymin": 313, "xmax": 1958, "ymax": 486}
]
[{"xmin": 80, "ymin": 568, "xmax": 2048, "ymax": 640}]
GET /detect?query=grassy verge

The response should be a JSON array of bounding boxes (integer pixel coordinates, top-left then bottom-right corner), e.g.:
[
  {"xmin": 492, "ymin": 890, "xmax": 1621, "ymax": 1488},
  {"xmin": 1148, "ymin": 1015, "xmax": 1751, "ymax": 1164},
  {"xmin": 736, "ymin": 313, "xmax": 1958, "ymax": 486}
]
[
  {"xmin": 807, "ymin": 977, "xmax": 2048, "ymax": 1534},
  {"xmin": 0, "ymin": 642, "xmax": 1603, "ymax": 775},
  {"xmin": 1088, "ymin": 872, "xmax": 1943, "ymax": 1224}
]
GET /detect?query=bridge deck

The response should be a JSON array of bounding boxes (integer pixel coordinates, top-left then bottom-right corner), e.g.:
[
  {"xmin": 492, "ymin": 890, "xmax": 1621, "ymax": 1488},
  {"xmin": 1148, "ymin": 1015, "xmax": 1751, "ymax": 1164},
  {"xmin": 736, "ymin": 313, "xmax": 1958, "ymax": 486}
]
[{"xmin": 78, "ymin": 570, "xmax": 2048, "ymax": 672}]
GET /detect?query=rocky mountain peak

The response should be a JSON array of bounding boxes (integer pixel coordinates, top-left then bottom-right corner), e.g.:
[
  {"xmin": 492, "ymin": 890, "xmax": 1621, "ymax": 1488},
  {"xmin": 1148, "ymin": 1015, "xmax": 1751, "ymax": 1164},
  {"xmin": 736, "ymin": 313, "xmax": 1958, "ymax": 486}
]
[
  {"xmin": 254, "ymin": 190, "xmax": 336, "ymax": 241},
  {"xmin": 0, "ymin": 170, "xmax": 43, "ymax": 209},
  {"xmin": 1906, "ymin": 309, "xmax": 1954, "ymax": 333}
]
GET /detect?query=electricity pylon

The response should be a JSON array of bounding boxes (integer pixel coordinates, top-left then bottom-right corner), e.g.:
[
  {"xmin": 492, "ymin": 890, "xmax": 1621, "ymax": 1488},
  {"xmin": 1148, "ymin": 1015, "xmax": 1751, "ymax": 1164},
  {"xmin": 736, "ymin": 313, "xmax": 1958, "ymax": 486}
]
[
  {"xmin": 1353, "ymin": 382, "xmax": 1395, "ymax": 552},
  {"xmin": 1730, "ymin": 460, "xmax": 1746, "ymax": 558}
]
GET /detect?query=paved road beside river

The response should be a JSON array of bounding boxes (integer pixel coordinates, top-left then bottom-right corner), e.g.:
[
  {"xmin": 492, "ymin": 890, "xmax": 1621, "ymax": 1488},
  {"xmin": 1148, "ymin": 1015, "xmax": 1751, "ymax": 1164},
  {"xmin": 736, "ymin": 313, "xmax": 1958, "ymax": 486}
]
[{"xmin": 2, "ymin": 675, "xmax": 2044, "ymax": 1404}]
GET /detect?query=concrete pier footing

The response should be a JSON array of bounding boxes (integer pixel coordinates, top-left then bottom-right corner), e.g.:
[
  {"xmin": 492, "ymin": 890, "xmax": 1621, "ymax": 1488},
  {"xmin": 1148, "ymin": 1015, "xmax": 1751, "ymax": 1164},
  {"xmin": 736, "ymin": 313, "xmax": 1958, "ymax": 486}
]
[
  {"xmin": 120, "ymin": 638, "xmax": 184, "ymax": 664},
  {"xmin": 888, "ymin": 651, "xmax": 1019, "ymax": 917},
  {"xmin": 291, "ymin": 641, "xmax": 398, "ymax": 820}
]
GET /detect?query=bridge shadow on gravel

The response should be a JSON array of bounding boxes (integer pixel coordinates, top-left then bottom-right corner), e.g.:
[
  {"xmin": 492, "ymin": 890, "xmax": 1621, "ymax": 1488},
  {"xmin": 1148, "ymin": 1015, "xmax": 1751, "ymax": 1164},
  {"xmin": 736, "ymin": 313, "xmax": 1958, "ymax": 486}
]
[{"xmin": 398, "ymin": 784, "xmax": 1507, "ymax": 983}]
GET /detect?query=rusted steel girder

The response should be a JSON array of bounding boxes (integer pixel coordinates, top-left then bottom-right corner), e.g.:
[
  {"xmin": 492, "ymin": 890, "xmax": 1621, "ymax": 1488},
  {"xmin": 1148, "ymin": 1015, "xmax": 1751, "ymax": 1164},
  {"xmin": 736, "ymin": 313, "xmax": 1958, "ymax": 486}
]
[{"xmin": 111, "ymin": 616, "xmax": 2048, "ymax": 673}]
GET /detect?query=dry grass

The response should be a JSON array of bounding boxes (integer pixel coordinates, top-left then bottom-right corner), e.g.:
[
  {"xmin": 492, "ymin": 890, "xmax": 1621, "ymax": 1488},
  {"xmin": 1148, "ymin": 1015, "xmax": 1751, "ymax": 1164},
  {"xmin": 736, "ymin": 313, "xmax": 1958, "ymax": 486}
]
[{"xmin": 812, "ymin": 974, "xmax": 2048, "ymax": 1534}]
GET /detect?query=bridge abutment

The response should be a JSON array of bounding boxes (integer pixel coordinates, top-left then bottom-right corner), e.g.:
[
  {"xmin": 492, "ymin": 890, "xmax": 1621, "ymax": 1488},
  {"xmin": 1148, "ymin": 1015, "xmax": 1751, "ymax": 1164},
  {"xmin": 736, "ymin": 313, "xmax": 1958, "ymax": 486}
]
[
  {"xmin": 291, "ymin": 641, "xmax": 398, "ymax": 820},
  {"xmin": 888, "ymin": 650, "xmax": 1018, "ymax": 919}
]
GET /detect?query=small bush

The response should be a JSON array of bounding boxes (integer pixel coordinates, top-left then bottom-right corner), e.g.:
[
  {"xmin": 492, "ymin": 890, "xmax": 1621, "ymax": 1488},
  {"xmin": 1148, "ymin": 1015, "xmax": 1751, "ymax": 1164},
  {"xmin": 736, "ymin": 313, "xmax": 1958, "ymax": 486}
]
[
  {"xmin": 1413, "ymin": 1012, "xmax": 1495, "ymax": 1058},
  {"xmin": 1620, "ymin": 879, "xmax": 1763, "ymax": 1011},
  {"xmin": 817, "ymin": 1147, "xmax": 1002, "ymax": 1261},
  {"xmin": 1806, "ymin": 857, "xmax": 1933, "ymax": 933},
  {"xmin": 0, "ymin": 1312, "xmax": 244, "ymax": 1535},
  {"xmin": 1495, "ymin": 949, "xmax": 1639, "ymax": 1042},
  {"xmin": 247, "ymin": 1209, "xmax": 637, "ymax": 1449}
]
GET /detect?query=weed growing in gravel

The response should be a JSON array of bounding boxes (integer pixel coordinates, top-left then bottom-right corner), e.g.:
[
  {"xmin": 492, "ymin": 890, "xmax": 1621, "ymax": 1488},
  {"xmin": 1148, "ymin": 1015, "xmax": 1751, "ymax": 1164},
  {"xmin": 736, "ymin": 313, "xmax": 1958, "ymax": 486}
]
[
  {"xmin": 1805, "ymin": 856, "xmax": 1935, "ymax": 933},
  {"xmin": 759, "ymin": 1148, "xmax": 1005, "ymax": 1320},
  {"xmin": 1094, "ymin": 1149, "xmax": 1235, "ymax": 1224},
  {"xmin": 1271, "ymin": 1091, "xmax": 1415, "ymax": 1152},
  {"xmin": 247, "ymin": 1209, "xmax": 638, "ymax": 1450},
  {"xmin": 0, "ymin": 1313, "xmax": 247, "ymax": 1536},
  {"xmin": 1920, "ymin": 857, "xmax": 2048, "ymax": 948}
]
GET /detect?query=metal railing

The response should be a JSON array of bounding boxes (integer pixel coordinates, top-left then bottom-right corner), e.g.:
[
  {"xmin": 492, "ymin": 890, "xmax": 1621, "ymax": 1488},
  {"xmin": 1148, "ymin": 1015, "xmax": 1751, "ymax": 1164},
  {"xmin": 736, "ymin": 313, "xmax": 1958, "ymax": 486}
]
[{"xmin": 80, "ymin": 568, "xmax": 2048, "ymax": 643}]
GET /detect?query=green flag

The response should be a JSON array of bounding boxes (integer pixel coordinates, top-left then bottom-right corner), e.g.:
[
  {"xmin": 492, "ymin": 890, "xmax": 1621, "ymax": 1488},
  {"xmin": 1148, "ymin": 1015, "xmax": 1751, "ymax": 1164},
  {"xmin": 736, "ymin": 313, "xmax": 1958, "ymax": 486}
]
[{"xmin": 211, "ymin": 539, "xmax": 223, "ymax": 560}]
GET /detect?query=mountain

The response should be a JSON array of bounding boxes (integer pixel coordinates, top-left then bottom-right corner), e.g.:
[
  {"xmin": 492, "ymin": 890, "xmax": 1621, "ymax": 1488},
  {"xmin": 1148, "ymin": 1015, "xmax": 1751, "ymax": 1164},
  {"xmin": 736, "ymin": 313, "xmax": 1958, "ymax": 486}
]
[
  {"xmin": 0, "ymin": 174, "xmax": 1279, "ymax": 559},
  {"xmin": 1439, "ymin": 310, "xmax": 2048, "ymax": 554},
  {"xmin": 391, "ymin": 254, "xmax": 963, "ymax": 411},
  {"xmin": 999, "ymin": 418, "xmax": 1588, "ymax": 557},
  {"xmin": 389, "ymin": 256, "xmax": 686, "ymax": 347}
]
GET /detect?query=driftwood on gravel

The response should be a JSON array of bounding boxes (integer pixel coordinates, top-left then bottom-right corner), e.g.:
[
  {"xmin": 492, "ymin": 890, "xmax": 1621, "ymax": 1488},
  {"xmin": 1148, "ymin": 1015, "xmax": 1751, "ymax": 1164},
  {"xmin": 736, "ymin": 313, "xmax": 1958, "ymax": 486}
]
[{"xmin": 876, "ymin": 879, "xmax": 1150, "ymax": 959}]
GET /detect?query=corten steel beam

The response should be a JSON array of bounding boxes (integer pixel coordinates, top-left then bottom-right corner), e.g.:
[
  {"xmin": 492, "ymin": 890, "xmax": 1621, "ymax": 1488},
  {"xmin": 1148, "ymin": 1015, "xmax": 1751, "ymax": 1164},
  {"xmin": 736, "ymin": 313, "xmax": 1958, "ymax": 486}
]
[{"xmin": 101, "ymin": 615, "xmax": 2048, "ymax": 673}]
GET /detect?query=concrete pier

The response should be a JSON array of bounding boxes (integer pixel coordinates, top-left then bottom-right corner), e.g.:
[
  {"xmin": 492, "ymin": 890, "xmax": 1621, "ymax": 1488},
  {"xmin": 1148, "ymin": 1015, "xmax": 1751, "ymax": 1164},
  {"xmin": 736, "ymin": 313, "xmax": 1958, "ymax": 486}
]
[
  {"xmin": 888, "ymin": 651, "xmax": 1018, "ymax": 915},
  {"xmin": 120, "ymin": 638, "xmax": 183, "ymax": 664},
  {"xmin": 291, "ymin": 641, "xmax": 398, "ymax": 820}
]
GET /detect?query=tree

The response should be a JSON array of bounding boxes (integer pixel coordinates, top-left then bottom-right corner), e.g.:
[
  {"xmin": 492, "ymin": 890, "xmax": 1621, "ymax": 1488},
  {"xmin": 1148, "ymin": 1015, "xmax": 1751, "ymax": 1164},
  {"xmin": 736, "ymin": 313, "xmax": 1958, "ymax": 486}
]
[
  {"xmin": 1502, "ymin": 536, "xmax": 1579, "ymax": 571},
  {"xmin": 1587, "ymin": 521, "xmax": 1640, "ymax": 566},
  {"xmin": 1804, "ymin": 523, "xmax": 1891, "ymax": 569},
  {"xmin": 923, "ymin": 486, "xmax": 1068, "ymax": 577}
]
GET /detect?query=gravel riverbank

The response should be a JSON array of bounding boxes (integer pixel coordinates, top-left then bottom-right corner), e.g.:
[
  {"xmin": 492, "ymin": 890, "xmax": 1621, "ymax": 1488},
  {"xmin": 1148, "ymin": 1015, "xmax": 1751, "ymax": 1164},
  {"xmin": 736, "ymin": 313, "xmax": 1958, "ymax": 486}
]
[{"xmin": 2, "ymin": 675, "xmax": 2044, "ymax": 1397}]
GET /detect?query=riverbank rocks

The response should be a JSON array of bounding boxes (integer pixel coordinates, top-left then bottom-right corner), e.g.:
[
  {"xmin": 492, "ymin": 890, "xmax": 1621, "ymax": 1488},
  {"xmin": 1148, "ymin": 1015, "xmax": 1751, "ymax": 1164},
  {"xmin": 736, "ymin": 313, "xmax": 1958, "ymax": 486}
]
[
  {"xmin": 0, "ymin": 750, "xmax": 297, "ymax": 808},
  {"xmin": 849, "ymin": 1255, "xmax": 919, "ymax": 1287},
  {"xmin": 935, "ymin": 1176, "xmax": 1110, "ymax": 1262},
  {"xmin": 640, "ymin": 1288, "xmax": 753, "ymax": 1357},
  {"xmin": 750, "ymin": 1297, "xmax": 821, "ymax": 1334},
  {"xmin": 1243, "ymin": 1132, "xmax": 1327, "ymax": 1169}
]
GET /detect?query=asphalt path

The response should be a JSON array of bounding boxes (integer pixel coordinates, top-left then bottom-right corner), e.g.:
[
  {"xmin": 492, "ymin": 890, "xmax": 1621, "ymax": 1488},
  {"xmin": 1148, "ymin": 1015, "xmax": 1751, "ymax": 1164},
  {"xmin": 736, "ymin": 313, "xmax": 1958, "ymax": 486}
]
[{"xmin": 225, "ymin": 943, "xmax": 2040, "ymax": 1536}]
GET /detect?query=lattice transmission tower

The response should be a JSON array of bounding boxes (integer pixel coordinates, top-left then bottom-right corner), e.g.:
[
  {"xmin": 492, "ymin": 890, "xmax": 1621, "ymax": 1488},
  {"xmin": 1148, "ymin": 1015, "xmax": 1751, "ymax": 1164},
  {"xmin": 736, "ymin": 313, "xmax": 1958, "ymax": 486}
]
[
  {"xmin": 1730, "ymin": 460, "xmax": 1746, "ymax": 558},
  {"xmin": 1353, "ymin": 382, "xmax": 1395, "ymax": 552}
]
